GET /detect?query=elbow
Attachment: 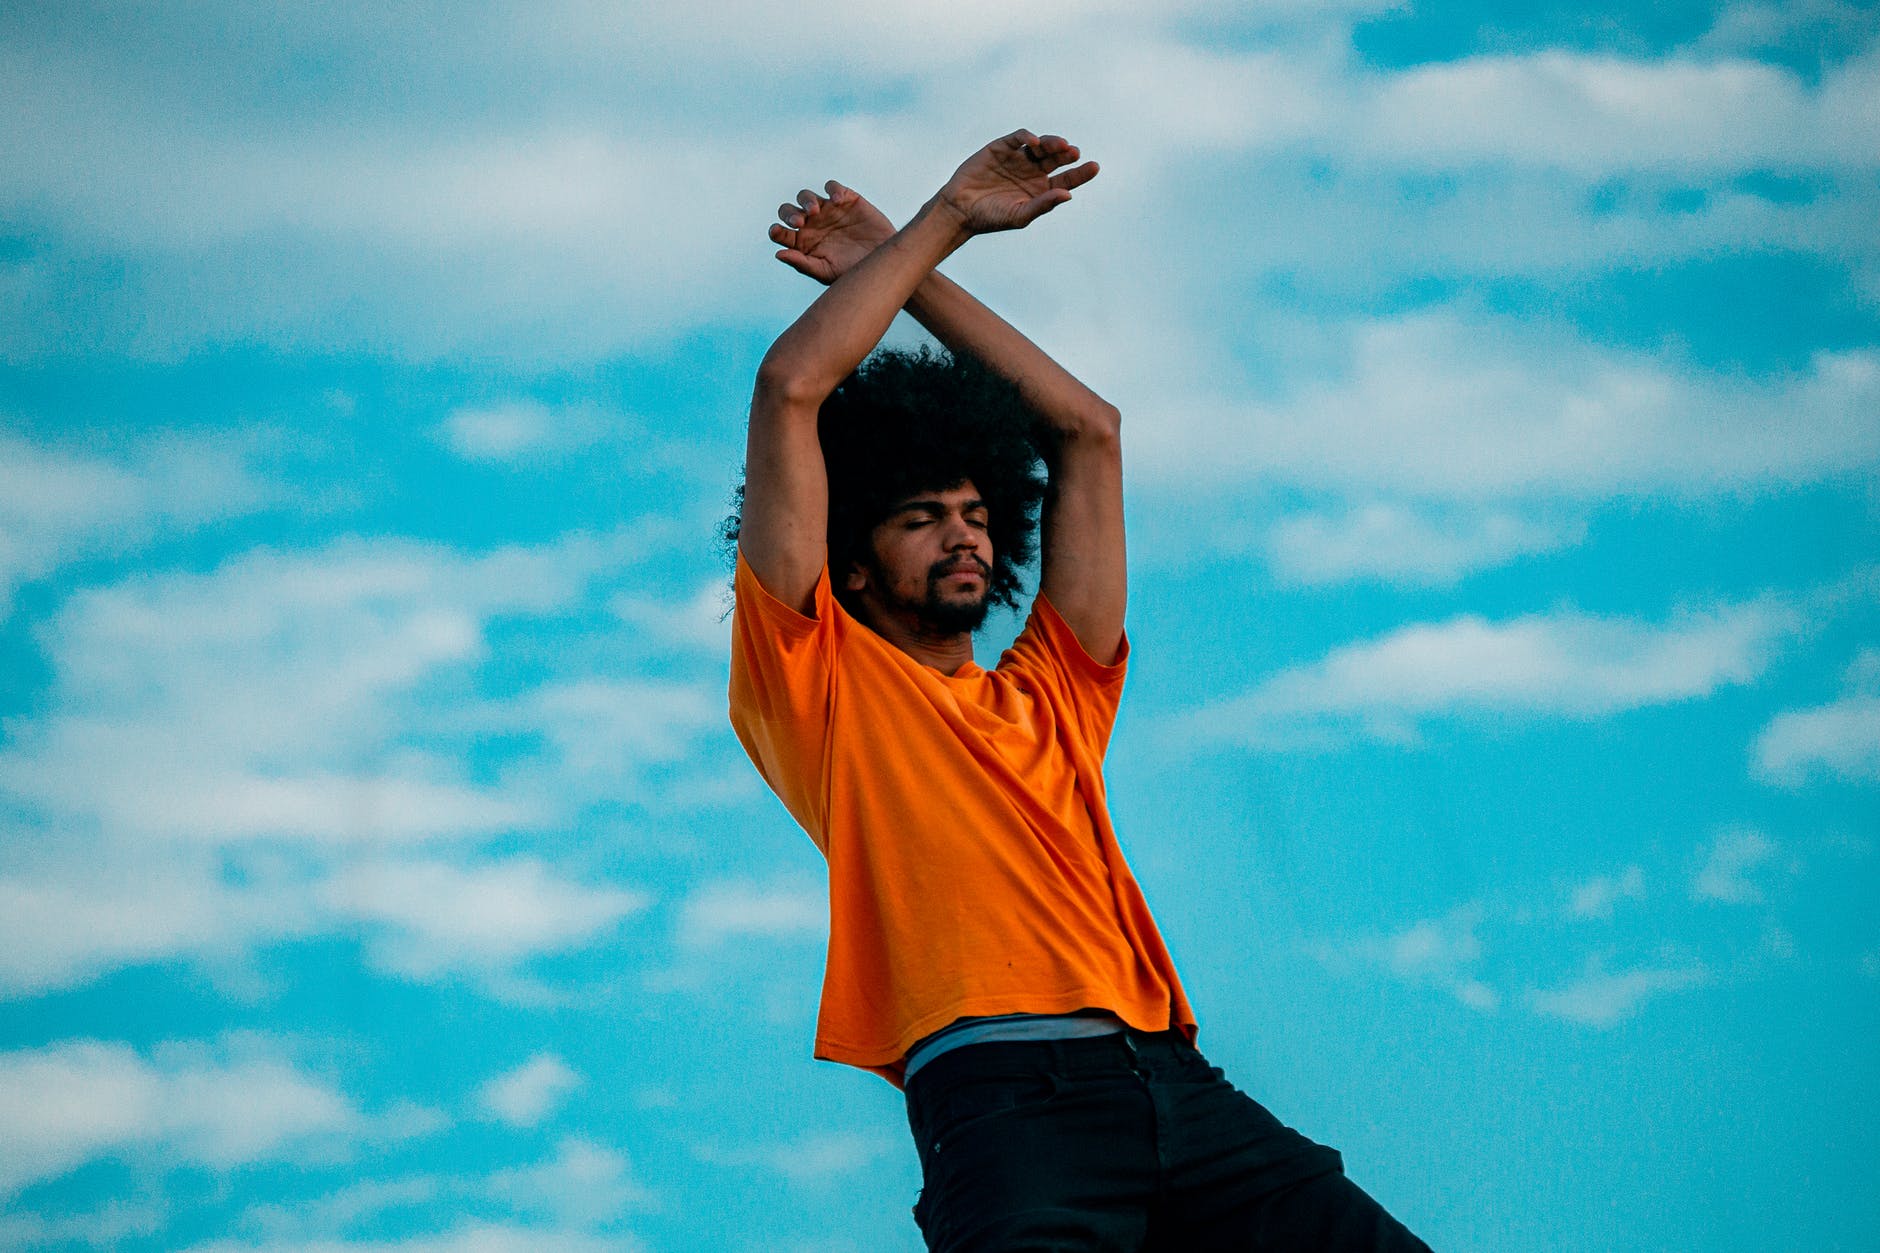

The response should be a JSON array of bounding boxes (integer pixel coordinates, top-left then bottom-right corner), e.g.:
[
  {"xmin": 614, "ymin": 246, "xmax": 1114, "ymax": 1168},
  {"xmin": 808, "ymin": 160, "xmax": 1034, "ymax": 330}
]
[
  {"xmin": 753, "ymin": 357, "xmax": 830, "ymax": 411},
  {"xmin": 1067, "ymin": 401, "xmax": 1121, "ymax": 447}
]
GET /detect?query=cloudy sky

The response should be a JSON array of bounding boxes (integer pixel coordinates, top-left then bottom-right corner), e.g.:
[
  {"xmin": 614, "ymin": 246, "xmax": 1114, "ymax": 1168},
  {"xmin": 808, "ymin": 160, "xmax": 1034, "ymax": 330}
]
[{"xmin": 2, "ymin": 1, "xmax": 1876, "ymax": 1249}]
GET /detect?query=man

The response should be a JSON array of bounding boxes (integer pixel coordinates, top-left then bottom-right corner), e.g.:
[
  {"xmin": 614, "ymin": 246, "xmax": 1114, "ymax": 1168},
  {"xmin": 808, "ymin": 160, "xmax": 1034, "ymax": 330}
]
[{"xmin": 727, "ymin": 130, "xmax": 1431, "ymax": 1251}]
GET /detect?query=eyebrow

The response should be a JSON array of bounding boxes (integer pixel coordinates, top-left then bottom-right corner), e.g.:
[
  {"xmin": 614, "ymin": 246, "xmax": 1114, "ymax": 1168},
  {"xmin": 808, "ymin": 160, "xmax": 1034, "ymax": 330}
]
[{"xmin": 892, "ymin": 497, "xmax": 988, "ymax": 518}]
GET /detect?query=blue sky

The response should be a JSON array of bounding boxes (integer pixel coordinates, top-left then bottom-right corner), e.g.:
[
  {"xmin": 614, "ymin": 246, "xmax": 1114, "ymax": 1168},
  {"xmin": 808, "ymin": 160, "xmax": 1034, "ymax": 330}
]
[{"xmin": 2, "ymin": 2, "xmax": 1877, "ymax": 1250}]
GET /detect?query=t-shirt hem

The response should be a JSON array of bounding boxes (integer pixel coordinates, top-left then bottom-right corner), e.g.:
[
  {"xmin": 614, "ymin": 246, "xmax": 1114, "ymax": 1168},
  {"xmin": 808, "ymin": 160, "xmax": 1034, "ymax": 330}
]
[
  {"xmin": 1028, "ymin": 591, "xmax": 1129, "ymax": 681},
  {"xmin": 814, "ymin": 991, "xmax": 1198, "ymax": 1088},
  {"xmin": 734, "ymin": 547, "xmax": 829, "ymax": 636}
]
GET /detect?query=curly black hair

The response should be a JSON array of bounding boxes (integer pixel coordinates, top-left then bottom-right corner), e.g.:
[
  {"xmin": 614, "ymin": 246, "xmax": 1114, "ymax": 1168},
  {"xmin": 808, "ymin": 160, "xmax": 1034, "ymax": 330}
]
[{"xmin": 721, "ymin": 346, "xmax": 1050, "ymax": 619}]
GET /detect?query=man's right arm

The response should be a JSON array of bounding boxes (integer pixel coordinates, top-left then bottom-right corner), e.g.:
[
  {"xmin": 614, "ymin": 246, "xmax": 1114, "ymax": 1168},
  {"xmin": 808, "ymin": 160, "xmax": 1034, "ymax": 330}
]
[
  {"xmin": 742, "ymin": 202, "xmax": 971, "ymax": 614},
  {"xmin": 740, "ymin": 129, "xmax": 1098, "ymax": 614}
]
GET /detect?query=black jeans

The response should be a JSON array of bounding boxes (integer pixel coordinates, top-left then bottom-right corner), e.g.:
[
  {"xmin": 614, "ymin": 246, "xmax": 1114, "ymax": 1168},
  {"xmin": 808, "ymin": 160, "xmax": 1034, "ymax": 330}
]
[{"xmin": 903, "ymin": 1027, "xmax": 1433, "ymax": 1252}]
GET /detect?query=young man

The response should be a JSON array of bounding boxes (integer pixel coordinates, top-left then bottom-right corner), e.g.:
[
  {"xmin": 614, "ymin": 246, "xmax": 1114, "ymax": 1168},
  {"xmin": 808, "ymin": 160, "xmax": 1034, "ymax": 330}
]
[{"xmin": 727, "ymin": 130, "xmax": 1431, "ymax": 1252}]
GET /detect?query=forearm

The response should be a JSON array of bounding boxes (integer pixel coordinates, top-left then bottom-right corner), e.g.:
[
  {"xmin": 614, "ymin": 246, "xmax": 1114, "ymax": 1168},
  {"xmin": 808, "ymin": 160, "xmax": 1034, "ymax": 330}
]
[
  {"xmin": 758, "ymin": 199, "xmax": 969, "ymax": 403},
  {"xmin": 904, "ymin": 269, "xmax": 1119, "ymax": 439}
]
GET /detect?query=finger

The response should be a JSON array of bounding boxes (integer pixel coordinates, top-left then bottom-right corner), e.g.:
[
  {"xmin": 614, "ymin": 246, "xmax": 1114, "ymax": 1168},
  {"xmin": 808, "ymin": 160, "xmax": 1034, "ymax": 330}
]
[
  {"xmin": 1030, "ymin": 137, "xmax": 1084, "ymax": 175},
  {"xmin": 1016, "ymin": 188, "xmax": 1073, "ymax": 225},
  {"xmin": 1049, "ymin": 160, "xmax": 1099, "ymax": 193},
  {"xmin": 1002, "ymin": 128, "xmax": 1042, "ymax": 159},
  {"xmin": 769, "ymin": 223, "xmax": 794, "ymax": 246},
  {"xmin": 824, "ymin": 179, "xmax": 852, "ymax": 202},
  {"xmin": 1036, "ymin": 134, "xmax": 1078, "ymax": 161},
  {"xmin": 1010, "ymin": 130, "xmax": 1077, "ymax": 167},
  {"xmin": 775, "ymin": 249, "xmax": 836, "ymax": 285},
  {"xmin": 777, "ymin": 203, "xmax": 804, "ymax": 228},
  {"xmin": 796, "ymin": 188, "xmax": 822, "ymax": 212}
]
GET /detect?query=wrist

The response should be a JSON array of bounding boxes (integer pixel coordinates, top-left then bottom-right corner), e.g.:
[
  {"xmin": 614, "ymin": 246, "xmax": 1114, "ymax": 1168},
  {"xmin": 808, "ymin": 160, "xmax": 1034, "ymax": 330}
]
[{"xmin": 919, "ymin": 190, "xmax": 975, "ymax": 244}]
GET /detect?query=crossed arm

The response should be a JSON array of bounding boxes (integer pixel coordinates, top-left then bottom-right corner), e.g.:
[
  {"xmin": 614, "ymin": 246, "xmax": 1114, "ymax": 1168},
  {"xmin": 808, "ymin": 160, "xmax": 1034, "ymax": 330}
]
[{"xmin": 743, "ymin": 130, "xmax": 1127, "ymax": 664}]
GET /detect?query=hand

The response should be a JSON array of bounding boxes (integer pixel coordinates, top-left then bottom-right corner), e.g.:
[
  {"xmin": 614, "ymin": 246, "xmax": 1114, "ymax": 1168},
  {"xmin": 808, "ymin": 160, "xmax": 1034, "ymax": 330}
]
[
  {"xmin": 935, "ymin": 129, "xmax": 1099, "ymax": 235},
  {"xmin": 770, "ymin": 181, "xmax": 895, "ymax": 286}
]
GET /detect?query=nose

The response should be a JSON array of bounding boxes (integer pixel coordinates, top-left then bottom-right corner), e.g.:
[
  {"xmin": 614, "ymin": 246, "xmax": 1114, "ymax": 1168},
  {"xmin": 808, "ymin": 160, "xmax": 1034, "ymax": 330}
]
[{"xmin": 942, "ymin": 515, "xmax": 979, "ymax": 550}]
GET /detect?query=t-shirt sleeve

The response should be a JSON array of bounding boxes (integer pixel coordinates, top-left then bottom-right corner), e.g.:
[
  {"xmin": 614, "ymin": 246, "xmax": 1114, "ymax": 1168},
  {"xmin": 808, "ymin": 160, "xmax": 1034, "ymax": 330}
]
[
  {"xmin": 727, "ymin": 550, "xmax": 838, "ymax": 847},
  {"xmin": 1001, "ymin": 594, "xmax": 1130, "ymax": 756}
]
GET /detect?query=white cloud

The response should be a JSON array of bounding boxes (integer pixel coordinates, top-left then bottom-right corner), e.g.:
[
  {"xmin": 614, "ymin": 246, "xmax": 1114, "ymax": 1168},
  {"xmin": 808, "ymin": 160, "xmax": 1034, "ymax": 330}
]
[
  {"xmin": 237, "ymin": 1142, "xmax": 654, "ymax": 1249},
  {"xmin": 478, "ymin": 1054, "xmax": 584, "ymax": 1128},
  {"xmin": 1354, "ymin": 49, "xmax": 1880, "ymax": 174},
  {"xmin": 0, "ymin": 1038, "xmax": 360, "ymax": 1198},
  {"xmin": 580, "ymin": 0, "xmax": 1250, "ymax": 78},
  {"xmin": 1753, "ymin": 650, "xmax": 1880, "ymax": 784},
  {"xmin": 1130, "ymin": 311, "xmax": 1880, "ymax": 498},
  {"xmin": 181, "ymin": 1225, "xmax": 633, "ymax": 1253},
  {"xmin": 1264, "ymin": 502, "xmax": 1582, "ymax": 585},
  {"xmin": 1188, "ymin": 599, "xmax": 1797, "ymax": 748},
  {"xmin": 243, "ymin": 1175, "xmax": 445, "ymax": 1242},
  {"xmin": 0, "ymin": 841, "xmax": 646, "ymax": 1000},
  {"xmin": 965, "ymin": 35, "xmax": 1880, "ymax": 180},
  {"xmin": 508, "ymin": 679, "xmax": 723, "ymax": 791},
  {"xmin": 437, "ymin": 401, "xmax": 613, "ymax": 463},
  {"xmin": 1754, "ymin": 693, "xmax": 1880, "ymax": 784},
  {"xmin": 1691, "ymin": 828, "xmax": 1780, "ymax": 903},
  {"xmin": 678, "ymin": 880, "xmax": 827, "ymax": 948},
  {"xmin": 0, "ymin": 429, "xmax": 273, "ymax": 615},
  {"xmin": 0, "ymin": 529, "xmax": 652, "ymax": 844},
  {"xmin": 1762, "ymin": 921, "xmax": 1800, "ymax": 959},
  {"xmin": 1310, "ymin": 903, "xmax": 1499, "ymax": 1011},
  {"xmin": 694, "ymin": 1130, "xmax": 897, "ymax": 1187},
  {"xmin": 484, "ymin": 1137, "xmax": 654, "ymax": 1228},
  {"xmin": 2, "ymin": 13, "xmax": 1874, "ymax": 363},
  {"xmin": 0, "ymin": 1199, "xmax": 168, "ymax": 1249},
  {"xmin": 439, "ymin": 401, "xmax": 556, "ymax": 461},
  {"xmin": 0, "ymin": 527, "xmax": 701, "ymax": 997},
  {"xmin": 1699, "ymin": 0, "xmax": 1878, "ymax": 57},
  {"xmin": 0, "ymin": 41, "xmax": 840, "ymax": 360},
  {"xmin": 0, "ymin": 844, "xmax": 313, "ymax": 997},
  {"xmin": 1567, "ymin": 866, "xmax": 1647, "ymax": 919},
  {"xmin": 1527, "ymin": 961, "xmax": 1708, "ymax": 1027},
  {"xmin": 320, "ymin": 858, "xmax": 647, "ymax": 978},
  {"xmin": 610, "ymin": 583, "xmax": 734, "ymax": 655}
]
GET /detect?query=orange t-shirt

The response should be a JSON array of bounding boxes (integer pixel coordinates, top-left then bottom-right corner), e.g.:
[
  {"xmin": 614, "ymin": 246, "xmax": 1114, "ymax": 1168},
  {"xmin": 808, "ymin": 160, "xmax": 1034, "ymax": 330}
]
[{"xmin": 728, "ymin": 552, "xmax": 1197, "ymax": 1086}]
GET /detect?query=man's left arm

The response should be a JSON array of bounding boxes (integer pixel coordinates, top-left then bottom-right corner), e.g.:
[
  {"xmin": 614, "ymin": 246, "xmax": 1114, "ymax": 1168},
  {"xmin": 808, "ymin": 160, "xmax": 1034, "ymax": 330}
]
[
  {"xmin": 908, "ymin": 270, "xmax": 1125, "ymax": 663},
  {"xmin": 772, "ymin": 156, "xmax": 1126, "ymax": 663}
]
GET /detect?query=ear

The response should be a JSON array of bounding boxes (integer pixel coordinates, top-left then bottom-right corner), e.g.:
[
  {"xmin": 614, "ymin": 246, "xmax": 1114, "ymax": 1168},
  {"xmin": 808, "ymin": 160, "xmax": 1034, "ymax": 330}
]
[{"xmin": 844, "ymin": 561, "xmax": 869, "ymax": 593}]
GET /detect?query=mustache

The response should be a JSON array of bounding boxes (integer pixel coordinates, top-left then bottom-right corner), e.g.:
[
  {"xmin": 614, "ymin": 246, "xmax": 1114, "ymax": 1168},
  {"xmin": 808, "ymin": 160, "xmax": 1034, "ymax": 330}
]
[{"xmin": 930, "ymin": 555, "xmax": 992, "ymax": 580}]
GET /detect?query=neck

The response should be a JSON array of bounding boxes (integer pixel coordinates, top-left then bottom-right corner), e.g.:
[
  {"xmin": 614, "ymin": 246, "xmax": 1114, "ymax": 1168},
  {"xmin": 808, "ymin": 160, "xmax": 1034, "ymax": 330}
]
[{"xmin": 859, "ymin": 603, "xmax": 977, "ymax": 674}]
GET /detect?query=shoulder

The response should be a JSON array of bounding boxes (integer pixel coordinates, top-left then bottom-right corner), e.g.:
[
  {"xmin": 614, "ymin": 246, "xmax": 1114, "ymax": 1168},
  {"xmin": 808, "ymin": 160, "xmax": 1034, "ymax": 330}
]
[
  {"xmin": 999, "ymin": 592, "xmax": 1129, "ymax": 689},
  {"xmin": 734, "ymin": 548, "xmax": 839, "ymax": 638}
]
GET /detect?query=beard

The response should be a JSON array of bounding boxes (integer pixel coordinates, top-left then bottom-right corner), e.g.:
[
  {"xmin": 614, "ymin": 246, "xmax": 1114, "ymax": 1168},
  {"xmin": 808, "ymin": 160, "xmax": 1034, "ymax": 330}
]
[
  {"xmin": 888, "ymin": 556, "xmax": 994, "ymax": 635},
  {"xmin": 921, "ymin": 585, "xmax": 992, "ymax": 634}
]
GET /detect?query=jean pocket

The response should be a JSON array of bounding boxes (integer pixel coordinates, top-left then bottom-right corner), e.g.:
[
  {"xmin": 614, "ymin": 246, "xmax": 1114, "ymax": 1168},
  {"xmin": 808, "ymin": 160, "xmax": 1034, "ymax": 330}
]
[{"xmin": 927, "ymin": 1069, "xmax": 1060, "ymax": 1155}]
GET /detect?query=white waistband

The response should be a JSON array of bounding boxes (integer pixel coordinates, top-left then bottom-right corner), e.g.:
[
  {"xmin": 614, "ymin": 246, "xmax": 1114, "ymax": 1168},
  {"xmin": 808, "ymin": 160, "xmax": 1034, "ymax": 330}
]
[{"xmin": 903, "ymin": 1011, "xmax": 1127, "ymax": 1082}]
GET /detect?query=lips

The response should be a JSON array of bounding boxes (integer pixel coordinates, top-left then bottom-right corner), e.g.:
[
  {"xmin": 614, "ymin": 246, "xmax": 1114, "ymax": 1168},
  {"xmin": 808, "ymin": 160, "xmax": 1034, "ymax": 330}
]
[{"xmin": 934, "ymin": 559, "xmax": 989, "ymax": 583}]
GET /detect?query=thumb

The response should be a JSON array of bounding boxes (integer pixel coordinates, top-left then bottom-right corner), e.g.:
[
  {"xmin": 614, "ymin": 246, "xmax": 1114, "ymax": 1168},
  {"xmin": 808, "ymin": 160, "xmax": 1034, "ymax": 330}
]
[
  {"xmin": 776, "ymin": 249, "xmax": 838, "ymax": 284},
  {"xmin": 1017, "ymin": 188, "xmax": 1072, "ymax": 225}
]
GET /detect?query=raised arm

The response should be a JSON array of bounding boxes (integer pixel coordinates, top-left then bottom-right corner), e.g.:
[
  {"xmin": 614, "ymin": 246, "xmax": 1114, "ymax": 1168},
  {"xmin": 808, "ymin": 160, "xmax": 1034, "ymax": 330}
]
[
  {"xmin": 770, "ymin": 148, "xmax": 1124, "ymax": 662},
  {"xmin": 742, "ymin": 130, "xmax": 1098, "ymax": 614},
  {"xmin": 918, "ymin": 272, "xmax": 1126, "ymax": 666}
]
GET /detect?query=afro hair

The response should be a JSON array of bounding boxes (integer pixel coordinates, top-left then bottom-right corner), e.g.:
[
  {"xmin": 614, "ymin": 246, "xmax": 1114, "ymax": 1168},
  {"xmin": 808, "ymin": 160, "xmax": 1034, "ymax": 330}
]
[{"xmin": 723, "ymin": 346, "xmax": 1050, "ymax": 619}]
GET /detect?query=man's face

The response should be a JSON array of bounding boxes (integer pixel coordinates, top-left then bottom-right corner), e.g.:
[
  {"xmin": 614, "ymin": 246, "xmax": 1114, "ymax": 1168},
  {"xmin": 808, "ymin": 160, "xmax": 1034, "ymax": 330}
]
[{"xmin": 847, "ymin": 480, "xmax": 994, "ymax": 636}]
